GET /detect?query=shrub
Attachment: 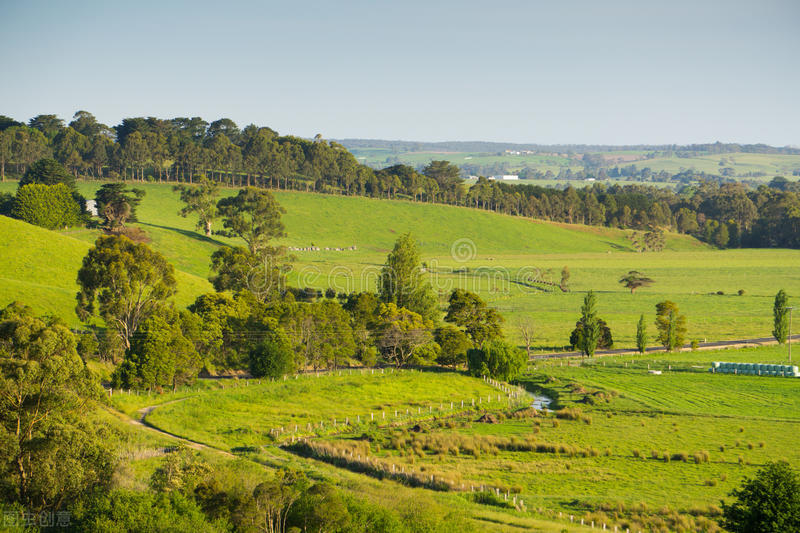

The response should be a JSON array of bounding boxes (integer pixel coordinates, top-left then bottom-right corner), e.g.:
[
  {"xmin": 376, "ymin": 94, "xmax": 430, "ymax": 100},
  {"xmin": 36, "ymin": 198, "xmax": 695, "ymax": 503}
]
[
  {"xmin": 555, "ymin": 407, "xmax": 582, "ymax": 420},
  {"xmin": 672, "ymin": 452, "xmax": 689, "ymax": 462},
  {"xmin": 721, "ymin": 461, "xmax": 800, "ymax": 533},
  {"xmin": 71, "ymin": 490, "xmax": 217, "ymax": 532},
  {"xmin": 12, "ymin": 183, "xmax": 83, "ymax": 229},
  {"xmin": 249, "ymin": 328, "xmax": 295, "ymax": 379},
  {"xmin": 466, "ymin": 339, "xmax": 527, "ymax": 381},
  {"xmin": 20, "ymin": 158, "xmax": 75, "ymax": 189},
  {"xmin": 114, "ymin": 226, "xmax": 151, "ymax": 243},
  {"xmin": 0, "ymin": 192, "xmax": 14, "ymax": 215},
  {"xmin": 472, "ymin": 492, "xmax": 514, "ymax": 509}
]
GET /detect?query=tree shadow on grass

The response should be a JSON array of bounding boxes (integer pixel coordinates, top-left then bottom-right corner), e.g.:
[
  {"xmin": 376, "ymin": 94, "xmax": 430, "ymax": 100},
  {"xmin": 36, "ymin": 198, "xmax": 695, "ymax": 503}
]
[
  {"xmin": 138, "ymin": 222, "xmax": 230, "ymax": 247},
  {"xmin": 602, "ymin": 241, "xmax": 632, "ymax": 251}
]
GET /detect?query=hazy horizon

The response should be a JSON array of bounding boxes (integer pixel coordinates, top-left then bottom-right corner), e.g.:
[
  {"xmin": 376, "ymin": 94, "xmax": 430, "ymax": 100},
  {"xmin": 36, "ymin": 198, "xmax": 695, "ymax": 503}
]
[{"xmin": 1, "ymin": 0, "xmax": 798, "ymax": 146}]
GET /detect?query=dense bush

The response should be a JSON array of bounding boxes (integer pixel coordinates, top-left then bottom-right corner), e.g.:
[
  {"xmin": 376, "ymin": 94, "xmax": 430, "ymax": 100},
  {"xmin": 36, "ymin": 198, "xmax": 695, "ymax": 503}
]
[
  {"xmin": 570, "ymin": 317, "xmax": 614, "ymax": 351},
  {"xmin": 434, "ymin": 325, "xmax": 472, "ymax": 368},
  {"xmin": 248, "ymin": 325, "xmax": 295, "ymax": 378},
  {"xmin": 466, "ymin": 339, "xmax": 527, "ymax": 381},
  {"xmin": 12, "ymin": 183, "xmax": 84, "ymax": 229},
  {"xmin": 70, "ymin": 490, "xmax": 225, "ymax": 533},
  {"xmin": 721, "ymin": 461, "xmax": 800, "ymax": 533},
  {"xmin": 20, "ymin": 158, "xmax": 75, "ymax": 189},
  {"xmin": 111, "ymin": 309, "xmax": 200, "ymax": 391},
  {"xmin": 0, "ymin": 192, "xmax": 13, "ymax": 215}
]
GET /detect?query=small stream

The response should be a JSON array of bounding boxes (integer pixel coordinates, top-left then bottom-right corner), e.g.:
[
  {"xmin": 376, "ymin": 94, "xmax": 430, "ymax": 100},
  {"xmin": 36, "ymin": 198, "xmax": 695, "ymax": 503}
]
[{"xmin": 528, "ymin": 393, "xmax": 552, "ymax": 411}]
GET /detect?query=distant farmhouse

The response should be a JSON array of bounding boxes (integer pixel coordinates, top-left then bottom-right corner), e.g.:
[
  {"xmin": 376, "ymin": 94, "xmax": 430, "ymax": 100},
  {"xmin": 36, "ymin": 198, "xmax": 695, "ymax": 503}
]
[{"xmin": 488, "ymin": 175, "xmax": 519, "ymax": 181}]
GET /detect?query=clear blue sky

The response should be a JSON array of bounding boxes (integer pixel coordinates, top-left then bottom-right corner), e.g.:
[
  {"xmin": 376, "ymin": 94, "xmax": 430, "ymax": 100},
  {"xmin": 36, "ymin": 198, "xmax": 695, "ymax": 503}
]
[{"xmin": 1, "ymin": 0, "xmax": 798, "ymax": 145}]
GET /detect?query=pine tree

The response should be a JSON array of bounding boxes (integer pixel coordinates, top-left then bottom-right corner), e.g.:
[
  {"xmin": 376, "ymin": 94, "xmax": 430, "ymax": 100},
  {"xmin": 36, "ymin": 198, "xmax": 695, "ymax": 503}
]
[
  {"xmin": 636, "ymin": 314, "xmax": 647, "ymax": 354},
  {"xmin": 576, "ymin": 291, "xmax": 601, "ymax": 357},
  {"xmin": 773, "ymin": 290, "xmax": 789, "ymax": 343}
]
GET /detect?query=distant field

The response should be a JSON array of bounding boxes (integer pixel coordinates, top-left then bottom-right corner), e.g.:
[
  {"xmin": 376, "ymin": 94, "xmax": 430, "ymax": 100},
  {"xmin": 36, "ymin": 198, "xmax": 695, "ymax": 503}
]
[{"xmin": 351, "ymin": 147, "xmax": 800, "ymax": 181}]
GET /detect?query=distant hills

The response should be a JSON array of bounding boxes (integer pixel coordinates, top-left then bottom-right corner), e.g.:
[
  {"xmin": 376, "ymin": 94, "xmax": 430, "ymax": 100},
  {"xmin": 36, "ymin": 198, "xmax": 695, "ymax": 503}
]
[{"xmin": 335, "ymin": 139, "xmax": 800, "ymax": 155}]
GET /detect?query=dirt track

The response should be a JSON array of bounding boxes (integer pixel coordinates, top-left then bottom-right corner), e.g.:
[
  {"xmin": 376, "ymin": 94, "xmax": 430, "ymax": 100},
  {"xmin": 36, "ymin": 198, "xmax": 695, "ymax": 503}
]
[{"xmin": 530, "ymin": 334, "xmax": 800, "ymax": 360}]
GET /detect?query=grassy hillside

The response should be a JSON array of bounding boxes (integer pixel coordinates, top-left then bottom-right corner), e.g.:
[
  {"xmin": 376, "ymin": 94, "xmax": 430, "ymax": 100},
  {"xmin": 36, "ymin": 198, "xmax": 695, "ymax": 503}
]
[
  {"xmin": 0, "ymin": 215, "xmax": 211, "ymax": 325},
  {"xmin": 115, "ymin": 370, "xmax": 501, "ymax": 451},
  {"xmin": 2, "ymin": 179, "xmax": 706, "ymax": 279},
  {"xmin": 5, "ymin": 180, "xmax": 800, "ymax": 348}
]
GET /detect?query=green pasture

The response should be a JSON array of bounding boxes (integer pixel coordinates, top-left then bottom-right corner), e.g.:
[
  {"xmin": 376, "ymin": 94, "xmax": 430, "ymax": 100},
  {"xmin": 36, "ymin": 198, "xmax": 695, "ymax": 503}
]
[
  {"xmin": 0, "ymin": 214, "xmax": 210, "ymax": 325},
  {"xmin": 120, "ymin": 370, "xmax": 501, "ymax": 451},
  {"xmin": 317, "ymin": 344, "xmax": 800, "ymax": 528},
  {"xmin": 3, "ymin": 181, "xmax": 800, "ymax": 349},
  {"xmin": 118, "ymin": 344, "xmax": 800, "ymax": 531}
]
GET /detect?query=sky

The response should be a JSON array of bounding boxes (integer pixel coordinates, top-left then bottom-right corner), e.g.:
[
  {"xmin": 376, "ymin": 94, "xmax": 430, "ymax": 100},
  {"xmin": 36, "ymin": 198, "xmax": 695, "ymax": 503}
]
[{"xmin": 1, "ymin": 0, "xmax": 798, "ymax": 145}]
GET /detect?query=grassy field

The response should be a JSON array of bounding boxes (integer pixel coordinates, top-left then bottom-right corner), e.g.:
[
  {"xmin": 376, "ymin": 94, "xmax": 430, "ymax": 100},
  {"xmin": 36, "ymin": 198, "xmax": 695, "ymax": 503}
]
[
  {"xmin": 112, "ymin": 344, "xmax": 800, "ymax": 532},
  {"xmin": 342, "ymin": 345, "xmax": 800, "ymax": 530},
  {"xmin": 7, "ymin": 177, "xmax": 800, "ymax": 530},
  {"xmin": 0, "ymin": 214, "xmax": 210, "ymax": 325},
  {"xmin": 99, "ymin": 398, "xmax": 586, "ymax": 533},
  {"xmin": 3, "ymin": 180, "xmax": 800, "ymax": 348},
  {"xmin": 112, "ymin": 369, "xmax": 503, "ymax": 451},
  {"xmin": 1, "ymin": 179, "xmax": 701, "ymax": 274}
]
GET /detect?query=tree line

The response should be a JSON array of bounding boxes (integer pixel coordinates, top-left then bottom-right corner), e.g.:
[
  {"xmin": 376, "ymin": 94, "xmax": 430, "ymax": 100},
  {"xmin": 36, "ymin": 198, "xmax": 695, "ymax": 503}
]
[{"xmin": 3, "ymin": 112, "xmax": 800, "ymax": 249}]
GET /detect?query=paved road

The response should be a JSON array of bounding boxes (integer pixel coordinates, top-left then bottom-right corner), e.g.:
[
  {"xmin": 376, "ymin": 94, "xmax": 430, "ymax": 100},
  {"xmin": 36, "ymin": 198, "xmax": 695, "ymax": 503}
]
[{"xmin": 529, "ymin": 334, "xmax": 800, "ymax": 360}]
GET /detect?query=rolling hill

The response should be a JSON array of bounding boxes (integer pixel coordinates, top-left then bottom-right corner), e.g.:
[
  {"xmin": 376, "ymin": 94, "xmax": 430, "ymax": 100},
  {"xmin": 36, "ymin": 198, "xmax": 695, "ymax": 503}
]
[{"xmin": 0, "ymin": 215, "xmax": 211, "ymax": 325}]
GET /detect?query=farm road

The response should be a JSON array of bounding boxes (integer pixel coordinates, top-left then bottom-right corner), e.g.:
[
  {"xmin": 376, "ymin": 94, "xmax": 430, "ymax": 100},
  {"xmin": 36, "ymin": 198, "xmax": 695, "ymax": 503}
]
[{"xmin": 530, "ymin": 334, "xmax": 800, "ymax": 360}]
